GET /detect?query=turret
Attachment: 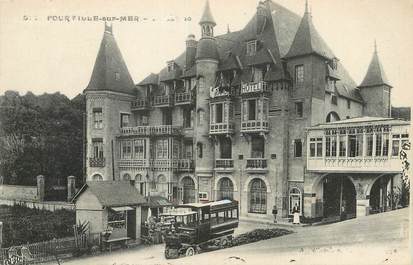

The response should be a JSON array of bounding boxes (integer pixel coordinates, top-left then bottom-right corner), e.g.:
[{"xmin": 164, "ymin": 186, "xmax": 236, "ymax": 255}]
[
  {"xmin": 84, "ymin": 23, "xmax": 136, "ymax": 181},
  {"xmin": 358, "ymin": 41, "xmax": 392, "ymax": 117},
  {"xmin": 194, "ymin": 0, "xmax": 219, "ymax": 197}
]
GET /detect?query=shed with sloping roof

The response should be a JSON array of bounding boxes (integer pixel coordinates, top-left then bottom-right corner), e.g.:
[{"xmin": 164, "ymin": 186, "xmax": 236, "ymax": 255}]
[{"xmin": 72, "ymin": 181, "xmax": 146, "ymax": 244}]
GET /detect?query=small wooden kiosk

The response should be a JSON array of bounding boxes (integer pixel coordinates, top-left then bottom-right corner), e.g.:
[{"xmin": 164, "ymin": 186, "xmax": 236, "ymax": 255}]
[{"xmin": 72, "ymin": 181, "xmax": 146, "ymax": 250}]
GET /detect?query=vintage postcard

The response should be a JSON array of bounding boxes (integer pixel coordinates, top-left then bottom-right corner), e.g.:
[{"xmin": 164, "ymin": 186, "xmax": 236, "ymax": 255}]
[{"xmin": 0, "ymin": 0, "xmax": 411, "ymax": 264}]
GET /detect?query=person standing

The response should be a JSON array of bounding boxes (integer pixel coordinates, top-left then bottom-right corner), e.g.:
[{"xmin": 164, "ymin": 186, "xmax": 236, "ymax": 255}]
[{"xmin": 292, "ymin": 203, "xmax": 300, "ymax": 225}]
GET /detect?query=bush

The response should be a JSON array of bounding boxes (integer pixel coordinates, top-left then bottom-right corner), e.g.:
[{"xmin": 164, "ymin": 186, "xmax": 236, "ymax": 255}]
[
  {"xmin": 1, "ymin": 205, "xmax": 75, "ymax": 248},
  {"xmin": 231, "ymin": 228, "xmax": 292, "ymax": 247}
]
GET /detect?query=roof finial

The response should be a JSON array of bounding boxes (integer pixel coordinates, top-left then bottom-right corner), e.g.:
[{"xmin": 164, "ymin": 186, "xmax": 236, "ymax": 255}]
[
  {"xmin": 374, "ymin": 39, "xmax": 377, "ymax": 53},
  {"xmin": 305, "ymin": 0, "xmax": 309, "ymax": 14},
  {"xmin": 227, "ymin": 24, "xmax": 231, "ymax": 33}
]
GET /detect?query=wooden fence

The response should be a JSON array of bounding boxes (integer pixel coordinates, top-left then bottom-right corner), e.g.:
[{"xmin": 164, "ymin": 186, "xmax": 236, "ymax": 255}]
[{"xmin": 0, "ymin": 233, "xmax": 101, "ymax": 265}]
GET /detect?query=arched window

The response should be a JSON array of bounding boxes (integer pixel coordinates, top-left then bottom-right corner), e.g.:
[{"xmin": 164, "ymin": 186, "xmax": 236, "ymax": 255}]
[
  {"xmin": 218, "ymin": 177, "xmax": 234, "ymax": 200},
  {"xmin": 326, "ymin": 111, "xmax": 340, "ymax": 123},
  {"xmin": 158, "ymin": 174, "xmax": 168, "ymax": 195},
  {"xmin": 135, "ymin": 174, "xmax": 144, "ymax": 195},
  {"xmin": 122, "ymin": 173, "xmax": 131, "ymax": 181},
  {"xmin": 249, "ymin": 179, "xmax": 267, "ymax": 214},
  {"xmin": 92, "ymin": 174, "xmax": 103, "ymax": 181},
  {"xmin": 289, "ymin": 188, "xmax": 302, "ymax": 215},
  {"xmin": 182, "ymin": 176, "xmax": 196, "ymax": 204}
]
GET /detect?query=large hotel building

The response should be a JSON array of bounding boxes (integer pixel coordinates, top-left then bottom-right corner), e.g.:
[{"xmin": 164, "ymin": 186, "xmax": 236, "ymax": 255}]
[{"xmin": 83, "ymin": 0, "xmax": 410, "ymax": 222}]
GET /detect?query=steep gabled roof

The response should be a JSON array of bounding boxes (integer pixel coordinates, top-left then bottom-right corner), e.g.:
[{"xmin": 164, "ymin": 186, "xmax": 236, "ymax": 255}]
[
  {"xmin": 85, "ymin": 25, "xmax": 136, "ymax": 95},
  {"xmin": 72, "ymin": 181, "xmax": 146, "ymax": 207},
  {"xmin": 284, "ymin": 6, "xmax": 334, "ymax": 60},
  {"xmin": 359, "ymin": 47, "xmax": 391, "ymax": 88},
  {"xmin": 137, "ymin": 73, "xmax": 158, "ymax": 86}
]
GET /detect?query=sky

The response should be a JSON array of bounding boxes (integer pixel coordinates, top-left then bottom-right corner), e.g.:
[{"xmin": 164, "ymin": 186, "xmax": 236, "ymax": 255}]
[{"xmin": 0, "ymin": 0, "xmax": 412, "ymax": 107}]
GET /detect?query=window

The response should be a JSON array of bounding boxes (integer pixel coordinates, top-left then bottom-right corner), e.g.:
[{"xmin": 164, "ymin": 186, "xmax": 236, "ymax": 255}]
[
  {"xmin": 295, "ymin": 65, "xmax": 304, "ymax": 85},
  {"xmin": 246, "ymin": 40, "xmax": 257, "ymax": 56},
  {"xmin": 218, "ymin": 177, "xmax": 234, "ymax": 200},
  {"xmin": 366, "ymin": 134, "xmax": 374, "ymax": 156},
  {"xmin": 197, "ymin": 109, "xmax": 205, "ymax": 126},
  {"xmin": 198, "ymin": 192, "xmax": 208, "ymax": 201},
  {"xmin": 294, "ymin": 139, "xmax": 302, "ymax": 158},
  {"xmin": 289, "ymin": 188, "xmax": 302, "ymax": 215},
  {"xmin": 197, "ymin": 142, "xmax": 203, "ymax": 158},
  {"xmin": 392, "ymin": 134, "xmax": 409, "ymax": 157},
  {"xmin": 93, "ymin": 108, "xmax": 103, "ymax": 129},
  {"xmin": 156, "ymin": 139, "xmax": 168, "ymax": 159},
  {"xmin": 183, "ymin": 108, "xmax": 192, "ymax": 128},
  {"xmin": 339, "ymin": 135, "xmax": 346, "ymax": 157},
  {"xmin": 167, "ymin": 61, "xmax": 175, "ymax": 72},
  {"xmin": 326, "ymin": 112, "xmax": 340, "ymax": 123},
  {"xmin": 220, "ymin": 137, "xmax": 232, "ymax": 159},
  {"xmin": 92, "ymin": 138, "xmax": 104, "ymax": 158},
  {"xmin": 184, "ymin": 141, "xmax": 193, "ymax": 159},
  {"xmin": 295, "ymin": 101, "xmax": 303, "ymax": 118},
  {"xmin": 248, "ymin": 100, "xmax": 257, "ymax": 120},
  {"xmin": 348, "ymin": 132, "xmax": 363, "ymax": 157},
  {"xmin": 121, "ymin": 140, "xmax": 132, "ymax": 159},
  {"xmin": 347, "ymin": 99, "xmax": 351, "ymax": 109},
  {"xmin": 251, "ymin": 136, "xmax": 265, "ymax": 158},
  {"xmin": 120, "ymin": 113, "xmax": 130, "ymax": 128},
  {"xmin": 134, "ymin": 139, "xmax": 146, "ymax": 159},
  {"xmin": 309, "ymin": 138, "xmax": 322, "ymax": 157},
  {"xmin": 216, "ymin": 103, "xmax": 223, "ymax": 123},
  {"xmin": 331, "ymin": 93, "xmax": 338, "ymax": 105},
  {"xmin": 325, "ymin": 135, "xmax": 338, "ymax": 157},
  {"xmin": 162, "ymin": 109, "xmax": 172, "ymax": 125},
  {"xmin": 249, "ymin": 179, "xmax": 267, "ymax": 214},
  {"xmin": 242, "ymin": 99, "xmax": 266, "ymax": 122}
]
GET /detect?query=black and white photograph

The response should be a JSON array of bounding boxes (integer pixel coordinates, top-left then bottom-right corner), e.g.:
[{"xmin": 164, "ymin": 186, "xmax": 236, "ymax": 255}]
[{"xmin": 0, "ymin": 0, "xmax": 411, "ymax": 264}]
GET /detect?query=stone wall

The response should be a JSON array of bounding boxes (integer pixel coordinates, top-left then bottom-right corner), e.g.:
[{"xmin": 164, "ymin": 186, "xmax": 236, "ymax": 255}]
[{"xmin": 0, "ymin": 185, "xmax": 39, "ymax": 201}]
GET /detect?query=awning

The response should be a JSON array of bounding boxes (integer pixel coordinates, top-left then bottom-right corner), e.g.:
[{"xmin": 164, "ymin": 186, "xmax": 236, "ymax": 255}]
[
  {"xmin": 110, "ymin": 206, "xmax": 134, "ymax": 212},
  {"xmin": 144, "ymin": 196, "xmax": 174, "ymax": 208}
]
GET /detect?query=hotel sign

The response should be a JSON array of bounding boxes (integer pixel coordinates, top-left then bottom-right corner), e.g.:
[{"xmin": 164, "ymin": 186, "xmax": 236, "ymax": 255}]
[{"xmin": 241, "ymin": 81, "xmax": 267, "ymax": 94}]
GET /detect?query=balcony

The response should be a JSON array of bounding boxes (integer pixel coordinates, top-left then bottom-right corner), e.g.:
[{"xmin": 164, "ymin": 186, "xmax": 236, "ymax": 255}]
[
  {"xmin": 120, "ymin": 126, "xmax": 150, "ymax": 136},
  {"xmin": 307, "ymin": 156, "xmax": 403, "ymax": 173},
  {"xmin": 246, "ymin": 158, "xmax": 268, "ymax": 173},
  {"xmin": 131, "ymin": 98, "xmax": 150, "ymax": 111},
  {"xmin": 118, "ymin": 159, "xmax": 149, "ymax": 169},
  {"xmin": 209, "ymin": 122, "xmax": 234, "ymax": 135},
  {"xmin": 89, "ymin": 157, "xmax": 105, "ymax": 168},
  {"xmin": 174, "ymin": 92, "xmax": 193, "ymax": 105},
  {"xmin": 241, "ymin": 81, "xmax": 270, "ymax": 95},
  {"xmin": 153, "ymin": 95, "xmax": 173, "ymax": 107},
  {"xmin": 215, "ymin": 159, "xmax": 234, "ymax": 172},
  {"xmin": 241, "ymin": 119, "xmax": 269, "ymax": 133},
  {"xmin": 150, "ymin": 125, "xmax": 182, "ymax": 136},
  {"xmin": 175, "ymin": 159, "xmax": 195, "ymax": 172}
]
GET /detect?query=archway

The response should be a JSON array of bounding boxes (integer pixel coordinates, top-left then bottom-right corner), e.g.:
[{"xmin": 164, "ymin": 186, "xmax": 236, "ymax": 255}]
[
  {"xmin": 217, "ymin": 177, "xmax": 234, "ymax": 200},
  {"xmin": 181, "ymin": 176, "xmax": 196, "ymax": 203},
  {"xmin": 122, "ymin": 173, "xmax": 131, "ymax": 181},
  {"xmin": 322, "ymin": 175, "xmax": 356, "ymax": 220},
  {"xmin": 369, "ymin": 175, "xmax": 393, "ymax": 214},
  {"xmin": 248, "ymin": 178, "xmax": 267, "ymax": 214}
]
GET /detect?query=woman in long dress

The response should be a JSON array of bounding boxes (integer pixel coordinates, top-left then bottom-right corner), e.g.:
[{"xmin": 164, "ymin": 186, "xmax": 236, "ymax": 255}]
[{"xmin": 292, "ymin": 203, "xmax": 300, "ymax": 225}]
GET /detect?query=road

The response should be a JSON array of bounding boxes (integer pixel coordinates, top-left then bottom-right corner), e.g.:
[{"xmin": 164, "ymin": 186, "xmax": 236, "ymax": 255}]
[{"xmin": 56, "ymin": 208, "xmax": 411, "ymax": 265}]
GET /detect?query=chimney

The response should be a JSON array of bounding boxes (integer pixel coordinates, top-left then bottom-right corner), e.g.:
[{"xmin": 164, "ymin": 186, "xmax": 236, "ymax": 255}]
[
  {"xmin": 185, "ymin": 34, "xmax": 197, "ymax": 69},
  {"xmin": 256, "ymin": 1, "xmax": 267, "ymax": 35}
]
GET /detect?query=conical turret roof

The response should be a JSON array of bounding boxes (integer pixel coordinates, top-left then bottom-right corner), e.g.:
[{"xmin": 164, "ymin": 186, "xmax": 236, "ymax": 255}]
[
  {"xmin": 199, "ymin": 0, "xmax": 216, "ymax": 26},
  {"xmin": 359, "ymin": 45, "xmax": 391, "ymax": 88},
  {"xmin": 85, "ymin": 24, "xmax": 136, "ymax": 95},
  {"xmin": 284, "ymin": 4, "xmax": 334, "ymax": 59}
]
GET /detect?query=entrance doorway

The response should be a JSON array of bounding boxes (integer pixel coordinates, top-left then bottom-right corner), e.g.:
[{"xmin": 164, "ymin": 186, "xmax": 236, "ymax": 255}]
[
  {"xmin": 369, "ymin": 175, "xmax": 393, "ymax": 214},
  {"xmin": 322, "ymin": 176, "xmax": 356, "ymax": 220},
  {"xmin": 181, "ymin": 176, "xmax": 196, "ymax": 203}
]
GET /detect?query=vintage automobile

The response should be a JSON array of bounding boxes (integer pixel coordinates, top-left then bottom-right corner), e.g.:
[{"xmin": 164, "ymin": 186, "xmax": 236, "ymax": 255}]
[{"xmin": 162, "ymin": 200, "xmax": 239, "ymax": 259}]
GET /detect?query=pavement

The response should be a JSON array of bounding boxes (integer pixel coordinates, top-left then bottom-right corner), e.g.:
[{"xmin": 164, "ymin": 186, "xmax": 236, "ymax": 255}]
[{"xmin": 51, "ymin": 207, "xmax": 411, "ymax": 265}]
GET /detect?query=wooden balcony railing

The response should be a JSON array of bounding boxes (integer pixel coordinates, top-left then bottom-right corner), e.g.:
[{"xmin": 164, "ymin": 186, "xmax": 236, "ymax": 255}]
[
  {"xmin": 241, "ymin": 120, "xmax": 269, "ymax": 133},
  {"xmin": 215, "ymin": 159, "xmax": 234, "ymax": 170},
  {"xmin": 246, "ymin": 158, "xmax": 267, "ymax": 169},
  {"xmin": 131, "ymin": 98, "xmax": 150, "ymax": 110},
  {"xmin": 209, "ymin": 122, "xmax": 234, "ymax": 135},
  {"xmin": 241, "ymin": 81, "xmax": 270, "ymax": 95},
  {"xmin": 150, "ymin": 125, "xmax": 182, "ymax": 135},
  {"xmin": 118, "ymin": 159, "xmax": 149, "ymax": 168},
  {"xmin": 174, "ymin": 92, "xmax": 193, "ymax": 105},
  {"xmin": 89, "ymin": 157, "xmax": 105, "ymax": 168},
  {"xmin": 120, "ymin": 126, "xmax": 150, "ymax": 136},
  {"xmin": 153, "ymin": 95, "xmax": 173, "ymax": 107}
]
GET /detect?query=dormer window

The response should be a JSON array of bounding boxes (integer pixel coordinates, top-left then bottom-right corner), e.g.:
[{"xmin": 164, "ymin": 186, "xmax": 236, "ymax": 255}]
[
  {"xmin": 246, "ymin": 40, "xmax": 257, "ymax": 56},
  {"xmin": 332, "ymin": 58, "xmax": 338, "ymax": 70},
  {"xmin": 167, "ymin": 61, "xmax": 175, "ymax": 72}
]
